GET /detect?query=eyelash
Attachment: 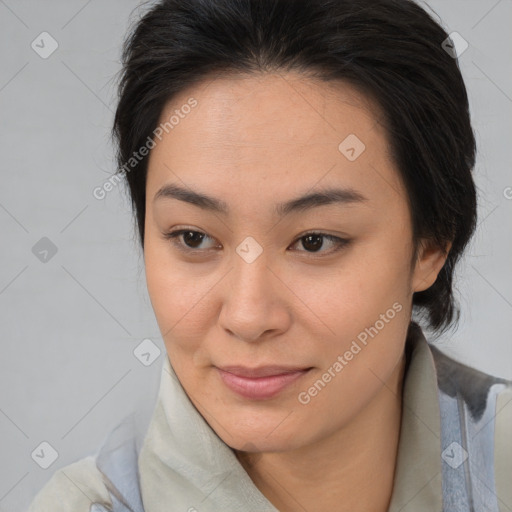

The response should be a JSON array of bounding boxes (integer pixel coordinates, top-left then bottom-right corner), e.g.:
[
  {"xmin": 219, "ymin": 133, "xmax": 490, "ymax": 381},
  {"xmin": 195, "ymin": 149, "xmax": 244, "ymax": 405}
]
[{"xmin": 162, "ymin": 228, "xmax": 350, "ymax": 257}]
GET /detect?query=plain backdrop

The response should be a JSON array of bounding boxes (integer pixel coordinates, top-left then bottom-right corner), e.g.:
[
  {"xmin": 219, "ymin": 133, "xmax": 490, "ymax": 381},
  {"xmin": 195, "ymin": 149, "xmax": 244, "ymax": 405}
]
[{"xmin": 0, "ymin": 0, "xmax": 511, "ymax": 510}]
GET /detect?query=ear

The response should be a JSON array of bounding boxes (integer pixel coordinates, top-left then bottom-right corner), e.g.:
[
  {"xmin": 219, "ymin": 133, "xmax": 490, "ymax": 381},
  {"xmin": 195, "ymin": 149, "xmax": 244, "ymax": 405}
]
[{"xmin": 412, "ymin": 239, "xmax": 452, "ymax": 293}]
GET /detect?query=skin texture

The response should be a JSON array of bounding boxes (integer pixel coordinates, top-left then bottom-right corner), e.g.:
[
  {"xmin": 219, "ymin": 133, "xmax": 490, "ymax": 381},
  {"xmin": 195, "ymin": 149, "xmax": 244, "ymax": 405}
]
[{"xmin": 144, "ymin": 72, "xmax": 449, "ymax": 512}]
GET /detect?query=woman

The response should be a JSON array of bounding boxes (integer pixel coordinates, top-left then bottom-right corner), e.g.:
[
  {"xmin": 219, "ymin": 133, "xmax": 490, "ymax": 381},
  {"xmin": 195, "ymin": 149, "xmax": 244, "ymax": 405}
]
[{"xmin": 28, "ymin": 0, "xmax": 512, "ymax": 511}]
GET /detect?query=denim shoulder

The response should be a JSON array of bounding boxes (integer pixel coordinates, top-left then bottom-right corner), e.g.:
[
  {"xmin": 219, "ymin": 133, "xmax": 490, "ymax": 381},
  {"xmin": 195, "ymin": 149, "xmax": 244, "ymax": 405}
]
[
  {"xmin": 91, "ymin": 414, "xmax": 145, "ymax": 512},
  {"xmin": 430, "ymin": 342, "xmax": 512, "ymax": 512}
]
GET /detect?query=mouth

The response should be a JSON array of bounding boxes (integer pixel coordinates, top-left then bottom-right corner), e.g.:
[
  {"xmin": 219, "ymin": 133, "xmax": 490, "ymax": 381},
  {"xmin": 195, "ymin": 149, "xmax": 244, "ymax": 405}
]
[{"xmin": 215, "ymin": 365, "xmax": 313, "ymax": 400}]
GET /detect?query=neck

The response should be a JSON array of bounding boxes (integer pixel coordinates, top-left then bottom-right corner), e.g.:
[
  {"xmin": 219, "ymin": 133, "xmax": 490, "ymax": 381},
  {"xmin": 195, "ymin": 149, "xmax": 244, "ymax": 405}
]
[{"xmin": 236, "ymin": 354, "xmax": 406, "ymax": 512}]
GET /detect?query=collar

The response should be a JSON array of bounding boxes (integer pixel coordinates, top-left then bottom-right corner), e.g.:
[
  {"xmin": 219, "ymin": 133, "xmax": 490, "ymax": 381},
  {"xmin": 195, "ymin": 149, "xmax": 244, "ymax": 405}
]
[
  {"xmin": 138, "ymin": 324, "xmax": 442, "ymax": 511},
  {"xmin": 387, "ymin": 322, "xmax": 443, "ymax": 511},
  {"xmin": 138, "ymin": 355, "xmax": 279, "ymax": 512}
]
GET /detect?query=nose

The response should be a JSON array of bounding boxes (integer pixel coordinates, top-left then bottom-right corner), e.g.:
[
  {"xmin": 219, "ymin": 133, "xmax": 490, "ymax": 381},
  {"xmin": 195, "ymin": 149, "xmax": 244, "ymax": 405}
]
[{"xmin": 218, "ymin": 246, "xmax": 291, "ymax": 342}]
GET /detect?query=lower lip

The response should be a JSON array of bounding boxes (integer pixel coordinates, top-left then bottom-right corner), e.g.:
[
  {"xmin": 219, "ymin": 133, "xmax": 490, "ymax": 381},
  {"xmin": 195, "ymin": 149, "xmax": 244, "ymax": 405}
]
[{"xmin": 216, "ymin": 368, "xmax": 311, "ymax": 400}]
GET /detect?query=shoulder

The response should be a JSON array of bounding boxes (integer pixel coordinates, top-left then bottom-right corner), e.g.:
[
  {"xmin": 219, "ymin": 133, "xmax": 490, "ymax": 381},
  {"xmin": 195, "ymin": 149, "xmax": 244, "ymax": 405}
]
[
  {"xmin": 495, "ymin": 387, "xmax": 512, "ymax": 512},
  {"xmin": 428, "ymin": 343, "xmax": 512, "ymax": 511},
  {"xmin": 27, "ymin": 455, "xmax": 112, "ymax": 512},
  {"xmin": 428, "ymin": 342, "xmax": 512, "ymax": 420}
]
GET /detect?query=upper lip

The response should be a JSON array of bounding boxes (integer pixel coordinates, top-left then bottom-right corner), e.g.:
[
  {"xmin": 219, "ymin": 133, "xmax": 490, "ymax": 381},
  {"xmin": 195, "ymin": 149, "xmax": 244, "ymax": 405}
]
[{"xmin": 216, "ymin": 365, "xmax": 311, "ymax": 378}]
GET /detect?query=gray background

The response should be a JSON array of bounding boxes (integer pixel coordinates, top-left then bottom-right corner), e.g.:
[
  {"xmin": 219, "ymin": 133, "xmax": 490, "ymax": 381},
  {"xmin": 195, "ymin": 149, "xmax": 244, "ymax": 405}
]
[{"xmin": 0, "ymin": 1, "xmax": 511, "ymax": 510}]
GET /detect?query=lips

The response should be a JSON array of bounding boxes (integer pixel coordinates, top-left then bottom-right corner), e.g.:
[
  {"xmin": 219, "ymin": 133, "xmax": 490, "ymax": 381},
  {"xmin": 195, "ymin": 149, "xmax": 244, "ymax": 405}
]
[
  {"xmin": 217, "ymin": 365, "xmax": 310, "ymax": 378},
  {"xmin": 215, "ymin": 365, "xmax": 312, "ymax": 400}
]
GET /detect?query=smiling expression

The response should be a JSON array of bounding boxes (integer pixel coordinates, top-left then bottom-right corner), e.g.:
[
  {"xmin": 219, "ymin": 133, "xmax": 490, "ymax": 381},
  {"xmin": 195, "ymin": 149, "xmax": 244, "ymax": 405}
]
[{"xmin": 143, "ymin": 71, "xmax": 445, "ymax": 452}]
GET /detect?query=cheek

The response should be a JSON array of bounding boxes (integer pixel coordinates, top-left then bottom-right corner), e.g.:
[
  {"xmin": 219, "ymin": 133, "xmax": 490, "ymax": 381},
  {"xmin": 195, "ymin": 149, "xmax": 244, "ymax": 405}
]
[
  {"xmin": 348, "ymin": 226, "xmax": 413, "ymax": 300},
  {"xmin": 290, "ymin": 233, "xmax": 412, "ymax": 383},
  {"xmin": 144, "ymin": 238, "xmax": 214, "ymax": 352},
  {"xmin": 298, "ymin": 240, "xmax": 412, "ymax": 337},
  {"xmin": 294, "ymin": 260, "xmax": 410, "ymax": 426}
]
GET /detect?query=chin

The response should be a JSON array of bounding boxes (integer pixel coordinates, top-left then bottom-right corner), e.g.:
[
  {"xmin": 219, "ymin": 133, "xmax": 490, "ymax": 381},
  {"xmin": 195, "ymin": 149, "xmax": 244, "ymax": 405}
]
[{"xmin": 207, "ymin": 408, "xmax": 309, "ymax": 453}]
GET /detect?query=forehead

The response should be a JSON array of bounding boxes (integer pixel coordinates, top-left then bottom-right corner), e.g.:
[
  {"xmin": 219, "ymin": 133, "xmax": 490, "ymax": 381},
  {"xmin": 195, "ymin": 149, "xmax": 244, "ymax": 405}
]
[
  {"xmin": 146, "ymin": 71, "xmax": 405, "ymax": 213},
  {"xmin": 157, "ymin": 71, "xmax": 385, "ymax": 145}
]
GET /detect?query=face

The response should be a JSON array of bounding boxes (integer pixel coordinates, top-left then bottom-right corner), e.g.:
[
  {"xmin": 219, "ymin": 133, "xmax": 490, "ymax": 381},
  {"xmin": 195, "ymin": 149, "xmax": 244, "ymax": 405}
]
[{"xmin": 144, "ymin": 72, "xmax": 447, "ymax": 452}]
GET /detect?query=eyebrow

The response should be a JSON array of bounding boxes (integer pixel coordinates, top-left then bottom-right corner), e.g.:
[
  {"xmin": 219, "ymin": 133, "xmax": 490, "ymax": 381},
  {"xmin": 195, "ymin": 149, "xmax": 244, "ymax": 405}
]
[{"xmin": 153, "ymin": 183, "xmax": 367, "ymax": 217}]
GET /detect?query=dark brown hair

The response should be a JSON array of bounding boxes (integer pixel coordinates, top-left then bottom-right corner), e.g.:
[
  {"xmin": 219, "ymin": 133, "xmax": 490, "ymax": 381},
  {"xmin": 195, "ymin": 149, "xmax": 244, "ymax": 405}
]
[{"xmin": 111, "ymin": 0, "xmax": 477, "ymax": 334}]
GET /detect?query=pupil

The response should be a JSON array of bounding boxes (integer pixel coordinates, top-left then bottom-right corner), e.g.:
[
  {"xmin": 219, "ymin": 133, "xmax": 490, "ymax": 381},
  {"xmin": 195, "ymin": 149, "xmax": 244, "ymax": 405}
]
[
  {"xmin": 184, "ymin": 231, "xmax": 204, "ymax": 248},
  {"xmin": 303, "ymin": 234, "xmax": 323, "ymax": 252},
  {"xmin": 182, "ymin": 233, "xmax": 325, "ymax": 251}
]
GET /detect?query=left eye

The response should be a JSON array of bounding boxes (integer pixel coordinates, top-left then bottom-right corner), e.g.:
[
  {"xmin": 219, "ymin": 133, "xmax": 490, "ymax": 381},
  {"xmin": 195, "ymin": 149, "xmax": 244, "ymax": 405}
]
[
  {"xmin": 162, "ymin": 229, "xmax": 349, "ymax": 255},
  {"xmin": 290, "ymin": 232, "xmax": 349, "ymax": 254}
]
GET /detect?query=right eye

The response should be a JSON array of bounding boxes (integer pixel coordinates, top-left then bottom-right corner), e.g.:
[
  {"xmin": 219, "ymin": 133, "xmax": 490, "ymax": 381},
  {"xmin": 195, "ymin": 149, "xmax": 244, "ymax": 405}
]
[{"xmin": 162, "ymin": 228, "xmax": 220, "ymax": 253}]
